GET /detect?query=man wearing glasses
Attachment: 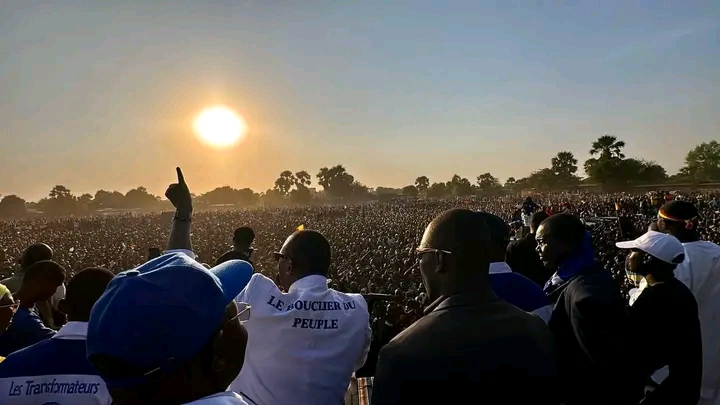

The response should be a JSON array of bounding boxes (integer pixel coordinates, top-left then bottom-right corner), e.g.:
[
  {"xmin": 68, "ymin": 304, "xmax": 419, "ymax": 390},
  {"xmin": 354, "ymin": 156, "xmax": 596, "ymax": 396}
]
[
  {"xmin": 372, "ymin": 209, "xmax": 557, "ymax": 405},
  {"xmin": 229, "ymin": 229, "xmax": 371, "ymax": 405}
]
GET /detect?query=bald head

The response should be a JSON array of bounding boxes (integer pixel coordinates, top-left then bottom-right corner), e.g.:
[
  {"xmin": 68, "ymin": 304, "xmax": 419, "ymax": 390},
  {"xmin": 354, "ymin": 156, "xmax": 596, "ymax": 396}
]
[
  {"xmin": 21, "ymin": 243, "xmax": 53, "ymax": 270},
  {"xmin": 280, "ymin": 230, "xmax": 332, "ymax": 276},
  {"xmin": 420, "ymin": 209, "xmax": 492, "ymax": 273}
]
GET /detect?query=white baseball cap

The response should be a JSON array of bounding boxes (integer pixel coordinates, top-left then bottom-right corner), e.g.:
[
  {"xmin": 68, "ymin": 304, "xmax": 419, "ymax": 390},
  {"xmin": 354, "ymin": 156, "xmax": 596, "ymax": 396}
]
[{"xmin": 615, "ymin": 230, "xmax": 685, "ymax": 264}]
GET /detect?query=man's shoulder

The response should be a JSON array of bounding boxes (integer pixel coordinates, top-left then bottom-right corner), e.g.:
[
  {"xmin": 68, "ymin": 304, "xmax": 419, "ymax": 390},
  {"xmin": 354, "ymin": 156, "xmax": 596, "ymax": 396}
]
[
  {"xmin": 566, "ymin": 268, "xmax": 623, "ymax": 304},
  {"xmin": 329, "ymin": 289, "xmax": 368, "ymax": 306},
  {"xmin": 384, "ymin": 302, "xmax": 552, "ymax": 356}
]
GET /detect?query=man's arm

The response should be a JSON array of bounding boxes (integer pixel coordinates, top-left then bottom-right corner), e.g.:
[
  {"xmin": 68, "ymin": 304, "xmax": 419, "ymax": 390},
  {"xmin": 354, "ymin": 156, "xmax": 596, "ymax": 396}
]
[
  {"xmin": 165, "ymin": 168, "xmax": 193, "ymax": 253},
  {"xmin": 354, "ymin": 315, "xmax": 372, "ymax": 371}
]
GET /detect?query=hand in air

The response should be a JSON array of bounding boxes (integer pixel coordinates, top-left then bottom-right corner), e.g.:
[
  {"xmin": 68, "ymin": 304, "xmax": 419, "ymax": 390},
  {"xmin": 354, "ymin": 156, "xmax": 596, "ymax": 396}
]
[{"xmin": 165, "ymin": 167, "xmax": 193, "ymax": 214}]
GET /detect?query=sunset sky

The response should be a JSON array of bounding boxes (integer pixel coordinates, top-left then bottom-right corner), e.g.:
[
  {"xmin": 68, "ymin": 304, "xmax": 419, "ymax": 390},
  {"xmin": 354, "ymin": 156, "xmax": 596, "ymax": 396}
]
[{"xmin": 1, "ymin": 1, "xmax": 718, "ymax": 201}]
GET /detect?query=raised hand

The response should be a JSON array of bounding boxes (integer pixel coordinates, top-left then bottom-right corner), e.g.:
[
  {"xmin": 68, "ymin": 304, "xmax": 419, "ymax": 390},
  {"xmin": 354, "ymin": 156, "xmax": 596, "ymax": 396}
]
[{"xmin": 165, "ymin": 167, "xmax": 193, "ymax": 214}]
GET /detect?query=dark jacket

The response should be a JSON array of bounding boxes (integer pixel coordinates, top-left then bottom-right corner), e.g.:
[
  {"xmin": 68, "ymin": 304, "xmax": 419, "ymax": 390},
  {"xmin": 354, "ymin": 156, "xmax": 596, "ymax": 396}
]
[
  {"xmin": 215, "ymin": 250, "xmax": 254, "ymax": 267},
  {"xmin": 628, "ymin": 278, "xmax": 702, "ymax": 405},
  {"xmin": 506, "ymin": 233, "xmax": 551, "ymax": 287},
  {"xmin": 546, "ymin": 264, "xmax": 639, "ymax": 405},
  {"xmin": 371, "ymin": 291, "xmax": 558, "ymax": 405}
]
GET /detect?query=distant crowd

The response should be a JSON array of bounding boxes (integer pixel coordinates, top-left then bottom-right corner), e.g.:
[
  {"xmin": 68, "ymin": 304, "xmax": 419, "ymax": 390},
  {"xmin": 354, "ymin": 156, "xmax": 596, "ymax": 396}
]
[{"xmin": 0, "ymin": 180, "xmax": 719, "ymax": 404}]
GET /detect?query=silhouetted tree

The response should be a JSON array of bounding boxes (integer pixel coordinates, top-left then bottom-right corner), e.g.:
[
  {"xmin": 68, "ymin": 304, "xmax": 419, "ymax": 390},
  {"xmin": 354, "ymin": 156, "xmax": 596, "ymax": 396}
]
[
  {"xmin": 317, "ymin": 165, "xmax": 355, "ymax": 199},
  {"xmin": 0, "ymin": 195, "xmax": 27, "ymax": 218},
  {"xmin": 426, "ymin": 182, "xmax": 448, "ymax": 198},
  {"xmin": 476, "ymin": 173, "xmax": 502, "ymax": 196},
  {"xmin": 125, "ymin": 187, "xmax": 160, "ymax": 209},
  {"xmin": 680, "ymin": 141, "xmax": 720, "ymax": 181},
  {"xmin": 589, "ymin": 135, "xmax": 626, "ymax": 159},
  {"xmin": 274, "ymin": 170, "xmax": 296, "ymax": 196},
  {"xmin": 402, "ymin": 185, "xmax": 419, "ymax": 197},
  {"xmin": 414, "ymin": 176, "xmax": 430, "ymax": 194}
]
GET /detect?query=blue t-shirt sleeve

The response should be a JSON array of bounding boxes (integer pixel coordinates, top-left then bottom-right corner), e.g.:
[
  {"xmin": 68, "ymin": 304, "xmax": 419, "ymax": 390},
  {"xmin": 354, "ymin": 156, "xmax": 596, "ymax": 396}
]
[{"xmin": 0, "ymin": 309, "xmax": 55, "ymax": 356}]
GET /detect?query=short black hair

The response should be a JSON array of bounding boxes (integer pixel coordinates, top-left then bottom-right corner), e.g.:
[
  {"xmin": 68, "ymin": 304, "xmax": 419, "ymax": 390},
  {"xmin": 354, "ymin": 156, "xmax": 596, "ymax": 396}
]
[
  {"xmin": 64, "ymin": 268, "xmax": 114, "ymax": 317},
  {"xmin": 20, "ymin": 243, "xmax": 53, "ymax": 270},
  {"xmin": 530, "ymin": 211, "xmax": 550, "ymax": 231},
  {"xmin": 23, "ymin": 260, "xmax": 66, "ymax": 286},
  {"xmin": 540, "ymin": 213, "xmax": 586, "ymax": 247},
  {"xmin": 291, "ymin": 230, "xmax": 331, "ymax": 276},
  {"xmin": 233, "ymin": 227, "xmax": 255, "ymax": 245},
  {"xmin": 476, "ymin": 212, "xmax": 510, "ymax": 246}
]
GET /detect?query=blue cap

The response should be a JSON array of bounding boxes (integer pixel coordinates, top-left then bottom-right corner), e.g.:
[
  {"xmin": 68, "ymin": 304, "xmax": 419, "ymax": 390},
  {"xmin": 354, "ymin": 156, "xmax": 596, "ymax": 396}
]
[{"xmin": 86, "ymin": 252, "xmax": 253, "ymax": 387}]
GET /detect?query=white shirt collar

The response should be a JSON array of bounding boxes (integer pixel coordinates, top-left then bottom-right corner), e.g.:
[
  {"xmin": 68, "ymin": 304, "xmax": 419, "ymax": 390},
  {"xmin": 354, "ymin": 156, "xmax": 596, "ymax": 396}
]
[
  {"xmin": 489, "ymin": 262, "xmax": 512, "ymax": 275},
  {"xmin": 53, "ymin": 321, "xmax": 88, "ymax": 340},
  {"xmin": 288, "ymin": 275, "xmax": 328, "ymax": 293}
]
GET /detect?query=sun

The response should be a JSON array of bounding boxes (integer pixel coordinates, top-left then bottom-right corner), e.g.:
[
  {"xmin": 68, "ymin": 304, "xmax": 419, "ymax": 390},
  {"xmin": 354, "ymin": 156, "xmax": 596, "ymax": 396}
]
[{"xmin": 193, "ymin": 106, "xmax": 247, "ymax": 147}]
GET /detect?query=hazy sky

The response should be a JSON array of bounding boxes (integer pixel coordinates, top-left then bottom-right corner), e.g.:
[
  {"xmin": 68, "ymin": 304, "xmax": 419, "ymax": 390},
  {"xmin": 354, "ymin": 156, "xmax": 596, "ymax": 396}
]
[{"xmin": 1, "ymin": 1, "xmax": 718, "ymax": 201}]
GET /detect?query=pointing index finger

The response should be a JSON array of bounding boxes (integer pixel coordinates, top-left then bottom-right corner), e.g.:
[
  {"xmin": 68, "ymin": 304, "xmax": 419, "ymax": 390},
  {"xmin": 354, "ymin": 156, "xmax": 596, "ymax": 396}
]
[{"xmin": 176, "ymin": 167, "xmax": 185, "ymax": 184}]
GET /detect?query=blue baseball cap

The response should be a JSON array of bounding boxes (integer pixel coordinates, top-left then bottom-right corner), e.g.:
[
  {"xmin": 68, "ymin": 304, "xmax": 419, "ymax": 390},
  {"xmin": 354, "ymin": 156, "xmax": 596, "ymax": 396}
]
[{"xmin": 86, "ymin": 252, "xmax": 253, "ymax": 387}]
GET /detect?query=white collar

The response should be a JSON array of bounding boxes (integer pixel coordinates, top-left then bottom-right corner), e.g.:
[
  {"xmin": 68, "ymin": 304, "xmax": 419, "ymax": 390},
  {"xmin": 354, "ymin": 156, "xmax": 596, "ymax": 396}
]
[
  {"xmin": 288, "ymin": 275, "xmax": 328, "ymax": 293},
  {"xmin": 53, "ymin": 321, "xmax": 88, "ymax": 340},
  {"xmin": 489, "ymin": 262, "xmax": 512, "ymax": 275}
]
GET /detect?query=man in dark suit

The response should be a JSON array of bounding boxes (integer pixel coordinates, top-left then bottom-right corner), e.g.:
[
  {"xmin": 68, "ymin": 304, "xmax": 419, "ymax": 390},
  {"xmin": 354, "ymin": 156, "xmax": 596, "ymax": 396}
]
[
  {"xmin": 537, "ymin": 214, "xmax": 640, "ymax": 405},
  {"xmin": 215, "ymin": 227, "xmax": 255, "ymax": 267},
  {"xmin": 371, "ymin": 209, "xmax": 557, "ymax": 405},
  {"xmin": 506, "ymin": 211, "xmax": 551, "ymax": 287}
]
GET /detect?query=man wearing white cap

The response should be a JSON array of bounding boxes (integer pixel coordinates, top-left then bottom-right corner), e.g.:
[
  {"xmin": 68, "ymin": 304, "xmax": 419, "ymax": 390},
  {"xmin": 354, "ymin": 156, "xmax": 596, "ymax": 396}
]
[{"xmin": 616, "ymin": 230, "xmax": 702, "ymax": 405}]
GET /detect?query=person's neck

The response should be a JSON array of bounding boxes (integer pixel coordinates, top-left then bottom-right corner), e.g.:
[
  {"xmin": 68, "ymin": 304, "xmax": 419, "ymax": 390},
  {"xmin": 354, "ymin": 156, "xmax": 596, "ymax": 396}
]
[
  {"xmin": 440, "ymin": 277, "xmax": 493, "ymax": 297},
  {"xmin": 672, "ymin": 232, "xmax": 699, "ymax": 243},
  {"xmin": 645, "ymin": 272, "xmax": 673, "ymax": 286}
]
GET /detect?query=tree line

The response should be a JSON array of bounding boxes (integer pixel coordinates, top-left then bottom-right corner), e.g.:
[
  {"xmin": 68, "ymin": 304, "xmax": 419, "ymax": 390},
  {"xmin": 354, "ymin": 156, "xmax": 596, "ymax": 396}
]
[{"xmin": 0, "ymin": 137, "xmax": 718, "ymax": 218}]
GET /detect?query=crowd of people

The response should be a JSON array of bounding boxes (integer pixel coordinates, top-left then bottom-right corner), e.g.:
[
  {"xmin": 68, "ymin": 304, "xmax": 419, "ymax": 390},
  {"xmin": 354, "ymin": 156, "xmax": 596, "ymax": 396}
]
[{"xmin": 0, "ymin": 168, "xmax": 718, "ymax": 404}]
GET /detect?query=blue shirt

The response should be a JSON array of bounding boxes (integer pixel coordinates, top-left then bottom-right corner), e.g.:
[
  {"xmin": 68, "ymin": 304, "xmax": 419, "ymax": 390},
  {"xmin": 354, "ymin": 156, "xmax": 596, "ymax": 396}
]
[
  {"xmin": 489, "ymin": 262, "xmax": 553, "ymax": 323},
  {"xmin": 0, "ymin": 306, "xmax": 55, "ymax": 356},
  {"xmin": 0, "ymin": 322, "xmax": 111, "ymax": 405}
]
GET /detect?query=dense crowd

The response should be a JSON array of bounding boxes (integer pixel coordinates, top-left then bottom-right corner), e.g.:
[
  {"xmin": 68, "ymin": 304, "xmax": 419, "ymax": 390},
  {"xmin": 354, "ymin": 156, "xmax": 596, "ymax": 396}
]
[
  {"xmin": 0, "ymin": 168, "xmax": 720, "ymax": 405},
  {"xmin": 2, "ymin": 192, "xmax": 719, "ymax": 321}
]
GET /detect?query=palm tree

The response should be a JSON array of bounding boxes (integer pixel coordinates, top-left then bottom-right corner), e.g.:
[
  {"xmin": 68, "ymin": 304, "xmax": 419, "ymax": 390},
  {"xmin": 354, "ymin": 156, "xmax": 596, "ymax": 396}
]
[{"xmin": 589, "ymin": 135, "xmax": 626, "ymax": 159}]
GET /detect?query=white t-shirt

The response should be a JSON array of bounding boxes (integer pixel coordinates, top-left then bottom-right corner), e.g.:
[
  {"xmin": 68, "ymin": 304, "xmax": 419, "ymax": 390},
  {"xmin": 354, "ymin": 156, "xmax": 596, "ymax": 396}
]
[
  {"xmin": 185, "ymin": 392, "xmax": 249, "ymax": 404},
  {"xmin": 229, "ymin": 273, "xmax": 371, "ymax": 405},
  {"xmin": 674, "ymin": 241, "xmax": 720, "ymax": 404}
]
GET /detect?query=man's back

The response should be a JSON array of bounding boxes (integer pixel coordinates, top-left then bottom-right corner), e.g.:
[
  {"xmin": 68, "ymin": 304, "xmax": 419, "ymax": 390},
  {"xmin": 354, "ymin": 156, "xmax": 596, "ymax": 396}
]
[
  {"xmin": 371, "ymin": 292, "xmax": 557, "ymax": 405},
  {"xmin": 229, "ymin": 273, "xmax": 370, "ymax": 405},
  {"xmin": 629, "ymin": 278, "xmax": 702, "ymax": 405},
  {"xmin": 546, "ymin": 265, "xmax": 632, "ymax": 404},
  {"xmin": 675, "ymin": 240, "xmax": 720, "ymax": 404},
  {"xmin": 0, "ymin": 323, "xmax": 110, "ymax": 404}
]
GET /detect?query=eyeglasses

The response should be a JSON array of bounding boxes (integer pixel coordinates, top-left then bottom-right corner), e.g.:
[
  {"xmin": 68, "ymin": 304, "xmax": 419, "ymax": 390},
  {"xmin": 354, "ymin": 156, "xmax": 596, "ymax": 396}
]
[
  {"xmin": 273, "ymin": 252, "xmax": 292, "ymax": 262},
  {"xmin": 416, "ymin": 247, "xmax": 452, "ymax": 260},
  {"xmin": 141, "ymin": 301, "xmax": 251, "ymax": 378},
  {"xmin": 230, "ymin": 302, "xmax": 251, "ymax": 324},
  {"xmin": 0, "ymin": 302, "xmax": 19, "ymax": 311}
]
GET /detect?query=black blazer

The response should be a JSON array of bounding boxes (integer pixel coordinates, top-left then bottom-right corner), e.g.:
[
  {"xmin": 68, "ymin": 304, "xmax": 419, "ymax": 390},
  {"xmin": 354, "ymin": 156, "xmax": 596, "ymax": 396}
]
[
  {"xmin": 371, "ymin": 291, "xmax": 558, "ymax": 405},
  {"xmin": 546, "ymin": 264, "xmax": 641, "ymax": 405}
]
